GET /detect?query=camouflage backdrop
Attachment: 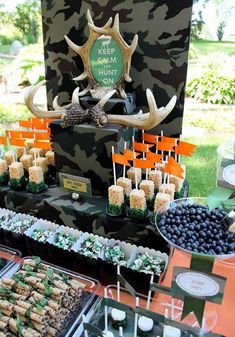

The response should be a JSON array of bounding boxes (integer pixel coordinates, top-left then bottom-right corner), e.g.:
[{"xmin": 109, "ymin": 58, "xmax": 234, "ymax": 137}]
[{"xmin": 41, "ymin": 0, "xmax": 193, "ymax": 136}]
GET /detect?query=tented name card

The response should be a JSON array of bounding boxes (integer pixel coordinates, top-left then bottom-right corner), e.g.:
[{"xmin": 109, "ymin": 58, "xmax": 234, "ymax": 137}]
[{"xmin": 59, "ymin": 172, "xmax": 92, "ymax": 196}]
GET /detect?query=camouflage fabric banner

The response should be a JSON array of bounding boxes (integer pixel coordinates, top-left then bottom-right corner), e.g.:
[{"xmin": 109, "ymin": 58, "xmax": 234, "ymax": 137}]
[{"xmin": 41, "ymin": 0, "xmax": 193, "ymax": 136}]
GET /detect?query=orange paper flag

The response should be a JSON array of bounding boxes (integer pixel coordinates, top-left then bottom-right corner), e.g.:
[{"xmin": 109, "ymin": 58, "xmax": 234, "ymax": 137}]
[
  {"xmin": 146, "ymin": 152, "xmax": 163, "ymax": 163},
  {"xmin": 9, "ymin": 138, "xmax": 26, "ymax": 147},
  {"xmin": 31, "ymin": 118, "xmax": 47, "ymax": 130},
  {"xmin": 161, "ymin": 136, "xmax": 178, "ymax": 144},
  {"xmin": 33, "ymin": 141, "xmax": 52, "ymax": 150},
  {"xmin": 112, "ymin": 153, "xmax": 131, "ymax": 167},
  {"xmin": 19, "ymin": 120, "xmax": 32, "ymax": 128},
  {"xmin": 123, "ymin": 149, "xmax": 141, "ymax": 159},
  {"xmin": 164, "ymin": 156, "xmax": 184, "ymax": 179},
  {"xmin": 142, "ymin": 133, "xmax": 157, "ymax": 144},
  {"xmin": 21, "ymin": 131, "xmax": 35, "ymax": 139},
  {"xmin": 35, "ymin": 132, "xmax": 51, "ymax": 141},
  {"xmin": 0, "ymin": 136, "xmax": 6, "ymax": 145},
  {"xmin": 132, "ymin": 158, "xmax": 155, "ymax": 169},
  {"xmin": 132, "ymin": 141, "xmax": 154, "ymax": 153},
  {"xmin": 7, "ymin": 130, "xmax": 22, "ymax": 138},
  {"xmin": 157, "ymin": 142, "xmax": 175, "ymax": 152},
  {"xmin": 174, "ymin": 141, "xmax": 196, "ymax": 156}
]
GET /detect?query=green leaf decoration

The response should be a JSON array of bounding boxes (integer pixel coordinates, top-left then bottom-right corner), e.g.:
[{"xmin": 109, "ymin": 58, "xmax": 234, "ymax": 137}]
[
  {"xmin": 16, "ymin": 316, "xmax": 23, "ymax": 337},
  {"xmin": 46, "ymin": 268, "xmax": 54, "ymax": 281}
]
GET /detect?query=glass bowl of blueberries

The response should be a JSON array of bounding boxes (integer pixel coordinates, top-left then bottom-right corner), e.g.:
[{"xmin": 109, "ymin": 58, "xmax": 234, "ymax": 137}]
[{"xmin": 155, "ymin": 197, "xmax": 235, "ymax": 258}]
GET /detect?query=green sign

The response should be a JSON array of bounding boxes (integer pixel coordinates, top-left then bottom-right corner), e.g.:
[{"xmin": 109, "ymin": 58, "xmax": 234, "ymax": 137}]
[{"xmin": 90, "ymin": 36, "xmax": 124, "ymax": 87}]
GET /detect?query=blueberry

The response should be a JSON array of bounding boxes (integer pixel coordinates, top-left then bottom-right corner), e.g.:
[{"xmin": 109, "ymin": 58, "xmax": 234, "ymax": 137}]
[{"xmin": 215, "ymin": 246, "xmax": 222, "ymax": 254}]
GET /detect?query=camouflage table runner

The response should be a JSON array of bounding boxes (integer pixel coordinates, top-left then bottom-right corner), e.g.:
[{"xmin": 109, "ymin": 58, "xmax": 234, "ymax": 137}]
[{"xmin": 0, "ymin": 185, "xmax": 168, "ymax": 251}]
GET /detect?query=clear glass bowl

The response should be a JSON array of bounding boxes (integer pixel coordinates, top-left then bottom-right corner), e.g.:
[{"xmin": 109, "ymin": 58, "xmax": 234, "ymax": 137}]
[{"xmin": 155, "ymin": 197, "xmax": 235, "ymax": 260}]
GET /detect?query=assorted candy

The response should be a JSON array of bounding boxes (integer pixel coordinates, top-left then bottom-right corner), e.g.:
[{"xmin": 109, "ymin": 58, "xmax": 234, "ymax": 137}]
[
  {"xmin": 31, "ymin": 228, "xmax": 53, "ymax": 242},
  {"xmin": 131, "ymin": 252, "xmax": 165, "ymax": 275},
  {"xmin": 158, "ymin": 203, "xmax": 235, "ymax": 255},
  {"xmin": 54, "ymin": 232, "xmax": 77, "ymax": 250},
  {"xmin": 6, "ymin": 218, "xmax": 35, "ymax": 234},
  {"xmin": 104, "ymin": 245, "xmax": 127, "ymax": 266},
  {"xmin": 79, "ymin": 236, "xmax": 103, "ymax": 259}
]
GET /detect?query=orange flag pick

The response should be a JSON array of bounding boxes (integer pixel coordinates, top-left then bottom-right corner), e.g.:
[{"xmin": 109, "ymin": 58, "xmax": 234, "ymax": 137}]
[
  {"xmin": 19, "ymin": 120, "xmax": 32, "ymax": 128},
  {"xmin": 161, "ymin": 136, "xmax": 179, "ymax": 144},
  {"xmin": 9, "ymin": 138, "xmax": 27, "ymax": 147},
  {"xmin": 123, "ymin": 149, "xmax": 141, "ymax": 159},
  {"xmin": 164, "ymin": 156, "xmax": 184, "ymax": 179},
  {"xmin": 132, "ymin": 141, "xmax": 154, "ymax": 153},
  {"xmin": 174, "ymin": 141, "xmax": 196, "ymax": 156},
  {"xmin": 132, "ymin": 158, "xmax": 155, "ymax": 169},
  {"xmin": 157, "ymin": 142, "xmax": 175, "ymax": 152},
  {"xmin": 112, "ymin": 153, "xmax": 131, "ymax": 167},
  {"xmin": 34, "ymin": 141, "xmax": 52, "ymax": 150},
  {"xmin": 146, "ymin": 152, "xmax": 163, "ymax": 163},
  {"xmin": 0, "ymin": 136, "xmax": 6, "ymax": 145},
  {"xmin": 142, "ymin": 133, "xmax": 157, "ymax": 144}
]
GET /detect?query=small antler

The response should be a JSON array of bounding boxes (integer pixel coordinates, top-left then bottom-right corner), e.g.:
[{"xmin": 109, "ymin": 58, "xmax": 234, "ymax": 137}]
[{"xmin": 104, "ymin": 90, "xmax": 177, "ymax": 130}]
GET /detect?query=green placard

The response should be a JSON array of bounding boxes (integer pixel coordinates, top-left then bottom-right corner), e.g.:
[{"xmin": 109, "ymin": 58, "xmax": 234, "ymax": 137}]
[{"xmin": 90, "ymin": 36, "xmax": 124, "ymax": 87}]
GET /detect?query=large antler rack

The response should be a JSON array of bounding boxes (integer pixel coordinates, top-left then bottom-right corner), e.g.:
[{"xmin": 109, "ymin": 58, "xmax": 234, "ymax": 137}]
[{"xmin": 64, "ymin": 9, "xmax": 138, "ymax": 99}]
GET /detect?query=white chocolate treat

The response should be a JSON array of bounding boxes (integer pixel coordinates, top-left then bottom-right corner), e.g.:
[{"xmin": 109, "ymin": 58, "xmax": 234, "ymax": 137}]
[
  {"xmin": 103, "ymin": 331, "xmax": 114, "ymax": 337},
  {"xmin": 3, "ymin": 151, "xmax": 15, "ymax": 166},
  {"xmin": 25, "ymin": 138, "xmax": 34, "ymax": 151},
  {"xmin": 111, "ymin": 308, "xmax": 126, "ymax": 321},
  {"xmin": 169, "ymin": 175, "xmax": 184, "ymax": 192},
  {"xmin": 33, "ymin": 157, "xmax": 48, "ymax": 173},
  {"xmin": 0, "ymin": 159, "xmax": 8, "ymax": 174},
  {"xmin": 159, "ymin": 183, "xmax": 175, "ymax": 201},
  {"xmin": 117, "ymin": 177, "xmax": 132, "ymax": 196},
  {"xmin": 130, "ymin": 189, "xmax": 146, "ymax": 211},
  {"xmin": 163, "ymin": 325, "xmax": 181, "ymax": 337},
  {"xmin": 9, "ymin": 162, "xmax": 24, "ymax": 180},
  {"xmin": 16, "ymin": 147, "xmax": 25, "ymax": 159},
  {"xmin": 20, "ymin": 154, "xmax": 33, "ymax": 171},
  {"xmin": 140, "ymin": 179, "xmax": 155, "ymax": 200},
  {"xmin": 154, "ymin": 192, "xmax": 171, "ymax": 213},
  {"xmin": 149, "ymin": 170, "xmax": 162, "ymax": 189},
  {"xmin": 138, "ymin": 316, "xmax": 154, "ymax": 331},
  {"xmin": 45, "ymin": 150, "xmax": 55, "ymax": 166},
  {"xmin": 29, "ymin": 166, "xmax": 44, "ymax": 184},
  {"xmin": 29, "ymin": 147, "xmax": 43, "ymax": 158},
  {"xmin": 127, "ymin": 167, "xmax": 142, "ymax": 185},
  {"xmin": 108, "ymin": 185, "xmax": 124, "ymax": 206}
]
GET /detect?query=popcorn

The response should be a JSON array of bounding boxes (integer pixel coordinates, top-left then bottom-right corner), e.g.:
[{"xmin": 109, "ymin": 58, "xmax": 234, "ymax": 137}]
[
  {"xmin": 28, "ymin": 166, "xmax": 44, "ymax": 184},
  {"xmin": 154, "ymin": 192, "xmax": 171, "ymax": 213},
  {"xmin": 4, "ymin": 151, "xmax": 15, "ymax": 166},
  {"xmin": 169, "ymin": 175, "xmax": 184, "ymax": 192},
  {"xmin": 20, "ymin": 154, "xmax": 33, "ymax": 171},
  {"xmin": 108, "ymin": 185, "xmax": 124, "ymax": 207},
  {"xmin": 9, "ymin": 162, "xmax": 24, "ymax": 180},
  {"xmin": 130, "ymin": 189, "xmax": 146, "ymax": 211},
  {"xmin": 140, "ymin": 180, "xmax": 154, "ymax": 200},
  {"xmin": 127, "ymin": 167, "xmax": 142, "ymax": 185},
  {"xmin": 33, "ymin": 157, "xmax": 48, "ymax": 173},
  {"xmin": 159, "ymin": 183, "xmax": 175, "ymax": 201}
]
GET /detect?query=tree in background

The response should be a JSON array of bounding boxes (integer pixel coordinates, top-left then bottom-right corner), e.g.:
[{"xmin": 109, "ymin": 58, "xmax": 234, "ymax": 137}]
[
  {"xmin": 191, "ymin": 0, "xmax": 208, "ymax": 40},
  {"xmin": 211, "ymin": 0, "xmax": 235, "ymax": 41},
  {"xmin": 13, "ymin": 0, "xmax": 41, "ymax": 44}
]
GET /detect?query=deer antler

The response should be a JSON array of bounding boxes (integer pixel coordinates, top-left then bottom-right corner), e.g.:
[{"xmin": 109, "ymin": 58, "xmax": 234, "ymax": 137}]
[{"xmin": 104, "ymin": 89, "xmax": 177, "ymax": 130}]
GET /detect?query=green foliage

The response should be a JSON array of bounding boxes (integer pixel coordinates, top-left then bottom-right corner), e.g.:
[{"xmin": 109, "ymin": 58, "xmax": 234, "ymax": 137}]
[
  {"xmin": 189, "ymin": 44, "xmax": 199, "ymax": 61},
  {"xmin": 186, "ymin": 70, "xmax": 235, "ymax": 104},
  {"xmin": 0, "ymin": 103, "xmax": 31, "ymax": 125},
  {"xmin": 13, "ymin": 0, "xmax": 41, "ymax": 44}
]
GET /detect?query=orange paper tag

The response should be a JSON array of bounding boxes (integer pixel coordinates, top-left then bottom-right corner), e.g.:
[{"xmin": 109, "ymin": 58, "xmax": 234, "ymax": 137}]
[
  {"xmin": 19, "ymin": 120, "xmax": 32, "ymax": 128},
  {"xmin": 161, "ymin": 136, "xmax": 178, "ymax": 144},
  {"xmin": 31, "ymin": 118, "xmax": 47, "ymax": 130},
  {"xmin": 146, "ymin": 152, "xmax": 163, "ymax": 163},
  {"xmin": 112, "ymin": 153, "xmax": 131, "ymax": 167},
  {"xmin": 132, "ymin": 141, "xmax": 154, "ymax": 153},
  {"xmin": 33, "ymin": 141, "xmax": 52, "ymax": 150},
  {"xmin": 142, "ymin": 133, "xmax": 157, "ymax": 144},
  {"xmin": 9, "ymin": 138, "xmax": 26, "ymax": 147},
  {"xmin": 21, "ymin": 131, "xmax": 35, "ymax": 139},
  {"xmin": 0, "ymin": 136, "xmax": 6, "ymax": 145},
  {"xmin": 174, "ymin": 141, "xmax": 196, "ymax": 156},
  {"xmin": 132, "ymin": 158, "xmax": 155, "ymax": 169},
  {"xmin": 123, "ymin": 149, "xmax": 141, "ymax": 159},
  {"xmin": 157, "ymin": 142, "xmax": 175, "ymax": 152},
  {"xmin": 164, "ymin": 156, "xmax": 184, "ymax": 179},
  {"xmin": 7, "ymin": 130, "xmax": 22, "ymax": 138},
  {"xmin": 35, "ymin": 132, "xmax": 51, "ymax": 141}
]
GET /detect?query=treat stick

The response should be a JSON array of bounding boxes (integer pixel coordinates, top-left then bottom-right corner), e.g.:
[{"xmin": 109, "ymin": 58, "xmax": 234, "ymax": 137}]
[
  {"xmin": 132, "ymin": 136, "xmax": 138, "ymax": 189},
  {"xmin": 146, "ymin": 144, "xmax": 149, "ymax": 180},
  {"xmin": 146, "ymin": 274, "xmax": 154, "ymax": 310},
  {"xmin": 123, "ymin": 141, "xmax": 127, "ymax": 178},
  {"xmin": 142, "ymin": 129, "xmax": 145, "ymax": 159},
  {"xmin": 178, "ymin": 135, "xmax": 182, "ymax": 163},
  {"xmin": 174, "ymin": 139, "xmax": 178, "ymax": 162},
  {"xmin": 112, "ymin": 146, "xmax": 116, "ymax": 185},
  {"xmin": 119, "ymin": 327, "xmax": 123, "ymax": 336},
  {"xmin": 133, "ymin": 297, "xmax": 139, "ymax": 337},
  {"xmin": 155, "ymin": 135, "xmax": 159, "ymax": 172},
  {"xmin": 171, "ymin": 298, "xmax": 174, "ymax": 320},
  {"xmin": 160, "ymin": 130, "xmax": 164, "ymax": 157},
  {"xmin": 104, "ymin": 288, "xmax": 108, "ymax": 333},
  {"xmin": 117, "ymin": 265, "xmax": 121, "ymax": 302},
  {"xmin": 82, "ymin": 314, "xmax": 88, "ymax": 337}
]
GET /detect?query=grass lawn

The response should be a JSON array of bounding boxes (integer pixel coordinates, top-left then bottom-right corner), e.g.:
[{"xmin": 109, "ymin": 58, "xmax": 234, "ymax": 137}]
[
  {"xmin": 191, "ymin": 40, "xmax": 235, "ymax": 56},
  {"xmin": 181, "ymin": 135, "xmax": 220, "ymax": 198},
  {"xmin": 0, "ymin": 44, "xmax": 11, "ymax": 54}
]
